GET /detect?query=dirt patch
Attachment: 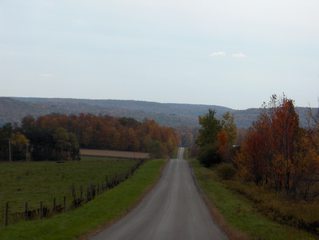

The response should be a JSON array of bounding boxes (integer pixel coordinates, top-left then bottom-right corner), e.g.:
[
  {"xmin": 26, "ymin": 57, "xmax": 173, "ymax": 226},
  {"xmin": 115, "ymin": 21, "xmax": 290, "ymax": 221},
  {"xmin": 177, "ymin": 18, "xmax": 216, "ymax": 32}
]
[{"xmin": 80, "ymin": 149, "xmax": 150, "ymax": 159}]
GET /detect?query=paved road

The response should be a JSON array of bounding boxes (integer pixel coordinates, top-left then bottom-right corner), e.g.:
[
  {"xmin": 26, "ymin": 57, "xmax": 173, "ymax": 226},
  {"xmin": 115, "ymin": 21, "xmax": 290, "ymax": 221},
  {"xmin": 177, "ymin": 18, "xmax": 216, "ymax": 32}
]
[{"xmin": 91, "ymin": 148, "xmax": 227, "ymax": 240}]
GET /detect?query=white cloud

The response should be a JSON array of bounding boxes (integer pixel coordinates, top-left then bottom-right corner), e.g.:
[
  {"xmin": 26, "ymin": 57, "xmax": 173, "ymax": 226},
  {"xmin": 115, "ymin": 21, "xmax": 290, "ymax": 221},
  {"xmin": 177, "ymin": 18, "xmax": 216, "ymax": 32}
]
[
  {"xmin": 231, "ymin": 52, "xmax": 247, "ymax": 59},
  {"xmin": 210, "ymin": 51, "xmax": 248, "ymax": 59},
  {"xmin": 210, "ymin": 51, "xmax": 226, "ymax": 57}
]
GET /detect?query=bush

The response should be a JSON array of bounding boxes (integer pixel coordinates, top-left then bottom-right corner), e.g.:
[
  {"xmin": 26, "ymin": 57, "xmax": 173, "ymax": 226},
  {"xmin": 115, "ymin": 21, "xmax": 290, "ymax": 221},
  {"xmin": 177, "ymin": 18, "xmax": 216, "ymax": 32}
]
[
  {"xmin": 216, "ymin": 163, "xmax": 236, "ymax": 180},
  {"xmin": 198, "ymin": 145, "xmax": 221, "ymax": 167}
]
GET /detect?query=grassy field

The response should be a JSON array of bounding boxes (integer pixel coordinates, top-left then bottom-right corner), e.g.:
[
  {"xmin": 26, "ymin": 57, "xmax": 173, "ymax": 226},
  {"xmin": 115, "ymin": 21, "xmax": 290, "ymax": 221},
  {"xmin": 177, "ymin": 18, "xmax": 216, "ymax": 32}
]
[
  {"xmin": 0, "ymin": 156, "xmax": 139, "ymax": 225},
  {"xmin": 0, "ymin": 159, "xmax": 165, "ymax": 240},
  {"xmin": 191, "ymin": 159, "xmax": 317, "ymax": 240}
]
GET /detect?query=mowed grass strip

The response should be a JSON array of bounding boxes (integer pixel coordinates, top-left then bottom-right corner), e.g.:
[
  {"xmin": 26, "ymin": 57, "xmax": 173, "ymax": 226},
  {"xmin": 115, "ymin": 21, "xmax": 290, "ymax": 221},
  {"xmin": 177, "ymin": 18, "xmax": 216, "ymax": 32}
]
[
  {"xmin": 0, "ymin": 159, "xmax": 165, "ymax": 240},
  {"xmin": 191, "ymin": 160, "xmax": 316, "ymax": 240},
  {"xmin": 0, "ymin": 157, "xmax": 138, "ymax": 221}
]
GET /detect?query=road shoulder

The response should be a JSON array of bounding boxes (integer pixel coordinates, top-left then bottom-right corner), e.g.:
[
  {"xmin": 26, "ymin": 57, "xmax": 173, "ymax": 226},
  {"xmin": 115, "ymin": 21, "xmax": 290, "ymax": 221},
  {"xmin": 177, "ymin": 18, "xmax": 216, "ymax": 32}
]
[{"xmin": 190, "ymin": 159, "xmax": 317, "ymax": 240}]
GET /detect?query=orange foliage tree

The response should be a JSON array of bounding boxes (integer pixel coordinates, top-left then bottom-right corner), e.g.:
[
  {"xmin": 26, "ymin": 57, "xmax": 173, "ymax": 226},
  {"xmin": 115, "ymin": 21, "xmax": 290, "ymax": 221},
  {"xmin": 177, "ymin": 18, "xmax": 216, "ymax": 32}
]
[{"xmin": 235, "ymin": 95, "xmax": 319, "ymax": 198}]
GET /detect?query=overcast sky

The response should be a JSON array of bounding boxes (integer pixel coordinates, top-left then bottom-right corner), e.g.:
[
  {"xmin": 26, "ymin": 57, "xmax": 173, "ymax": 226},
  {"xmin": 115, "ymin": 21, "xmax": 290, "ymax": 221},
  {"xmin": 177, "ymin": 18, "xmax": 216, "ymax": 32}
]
[{"xmin": 0, "ymin": 0, "xmax": 318, "ymax": 109}]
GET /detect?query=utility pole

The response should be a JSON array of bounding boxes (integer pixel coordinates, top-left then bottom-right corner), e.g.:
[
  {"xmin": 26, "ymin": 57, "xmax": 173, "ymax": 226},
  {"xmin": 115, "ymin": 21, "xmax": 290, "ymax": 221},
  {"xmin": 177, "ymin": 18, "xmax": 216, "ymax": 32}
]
[{"xmin": 8, "ymin": 139, "xmax": 12, "ymax": 162}]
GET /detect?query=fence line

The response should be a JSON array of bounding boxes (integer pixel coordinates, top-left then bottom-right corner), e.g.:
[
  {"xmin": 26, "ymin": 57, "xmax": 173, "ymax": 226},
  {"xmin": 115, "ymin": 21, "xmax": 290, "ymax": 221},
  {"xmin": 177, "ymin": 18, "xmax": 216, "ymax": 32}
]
[{"xmin": 1, "ymin": 159, "xmax": 145, "ymax": 227}]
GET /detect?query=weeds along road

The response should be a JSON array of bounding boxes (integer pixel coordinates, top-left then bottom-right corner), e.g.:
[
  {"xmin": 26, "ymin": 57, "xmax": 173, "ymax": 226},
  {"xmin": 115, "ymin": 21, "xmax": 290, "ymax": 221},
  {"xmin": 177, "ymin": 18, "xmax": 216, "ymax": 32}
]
[{"xmin": 90, "ymin": 148, "xmax": 227, "ymax": 240}]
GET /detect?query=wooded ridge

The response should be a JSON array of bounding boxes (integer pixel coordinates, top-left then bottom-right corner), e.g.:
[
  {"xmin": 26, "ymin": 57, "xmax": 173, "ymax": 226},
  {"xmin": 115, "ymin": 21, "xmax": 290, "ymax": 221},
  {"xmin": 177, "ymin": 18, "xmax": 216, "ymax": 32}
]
[{"xmin": 1, "ymin": 97, "xmax": 317, "ymax": 129}]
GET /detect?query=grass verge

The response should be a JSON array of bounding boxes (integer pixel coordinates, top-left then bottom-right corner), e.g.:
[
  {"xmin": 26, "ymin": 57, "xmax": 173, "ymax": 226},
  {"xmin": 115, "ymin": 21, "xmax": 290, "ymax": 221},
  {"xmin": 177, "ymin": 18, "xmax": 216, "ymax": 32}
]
[
  {"xmin": 0, "ymin": 159, "xmax": 165, "ymax": 240},
  {"xmin": 191, "ymin": 159, "xmax": 317, "ymax": 240}
]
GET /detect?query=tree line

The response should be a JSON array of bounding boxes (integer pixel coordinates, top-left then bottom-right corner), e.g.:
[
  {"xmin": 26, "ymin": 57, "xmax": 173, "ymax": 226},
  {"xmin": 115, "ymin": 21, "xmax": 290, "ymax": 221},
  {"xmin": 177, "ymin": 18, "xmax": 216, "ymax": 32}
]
[
  {"xmin": 0, "ymin": 114, "xmax": 179, "ymax": 161},
  {"xmin": 195, "ymin": 95, "xmax": 319, "ymax": 200}
]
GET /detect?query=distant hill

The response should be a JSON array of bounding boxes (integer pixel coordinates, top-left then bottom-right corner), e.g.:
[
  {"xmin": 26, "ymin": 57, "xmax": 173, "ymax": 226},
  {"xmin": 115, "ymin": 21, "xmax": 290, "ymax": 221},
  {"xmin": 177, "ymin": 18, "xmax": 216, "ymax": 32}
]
[{"xmin": 0, "ymin": 97, "xmax": 317, "ymax": 128}]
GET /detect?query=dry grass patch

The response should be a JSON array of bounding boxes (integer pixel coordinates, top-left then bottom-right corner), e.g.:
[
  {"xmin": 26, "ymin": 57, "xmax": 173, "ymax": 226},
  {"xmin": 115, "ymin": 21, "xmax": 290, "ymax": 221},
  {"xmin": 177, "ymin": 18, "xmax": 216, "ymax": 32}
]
[{"xmin": 80, "ymin": 149, "xmax": 150, "ymax": 159}]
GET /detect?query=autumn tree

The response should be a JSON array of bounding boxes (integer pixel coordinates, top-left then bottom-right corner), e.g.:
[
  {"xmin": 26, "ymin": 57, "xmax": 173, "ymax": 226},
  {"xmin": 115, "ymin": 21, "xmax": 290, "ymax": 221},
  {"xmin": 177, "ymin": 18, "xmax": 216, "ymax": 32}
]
[
  {"xmin": 293, "ymin": 107, "xmax": 319, "ymax": 199},
  {"xmin": 196, "ymin": 109, "xmax": 222, "ymax": 167},
  {"xmin": 0, "ymin": 123, "xmax": 13, "ymax": 160},
  {"xmin": 53, "ymin": 127, "xmax": 80, "ymax": 161},
  {"xmin": 0, "ymin": 123, "xmax": 31, "ymax": 161},
  {"xmin": 271, "ymin": 98, "xmax": 300, "ymax": 193},
  {"xmin": 236, "ymin": 94, "xmax": 319, "ymax": 199},
  {"xmin": 235, "ymin": 113, "xmax": 272, "ymax": 184},
  {"xmin": 10, "ymin": 132, "xmax": 29, "ymax": 161},
  {"xmin": 218, "ymin": 112, "xmax": 237, "ymax": 162},
  {"xmin": 291, "ymin": 130, "xmax": 319, "ymax": 199}
]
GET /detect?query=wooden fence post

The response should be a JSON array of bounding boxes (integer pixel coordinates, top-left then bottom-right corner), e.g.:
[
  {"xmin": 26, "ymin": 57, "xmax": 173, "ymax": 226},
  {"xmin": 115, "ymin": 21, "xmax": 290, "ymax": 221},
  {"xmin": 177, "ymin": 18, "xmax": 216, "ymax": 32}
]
[
  {"xmin": 4, "ymin": 202, "xmax": 9, "ymax": 226},
  {"xmin": 40, "ymin": 201, "xmax": 43, "ymax": 219},
  {"xmin": 24, "ymin": 202, "xmax": 28, "ymax": 220},
  {"xmin": 90, "ymin": 184, "xmax": 93, "ymax": 199},
  {"xmin": 63, "ymin": 196, "xmax": 66, "ymax": 212},
  {"xmin": 53, "ymin": 198, "xmax": 56, "ymax": 212},
  {"xmin": 105, "ymin": 176, "xmax": 109, "ymax": 189},
  {"xmin": 71, "ymin": 184, "xmax": 76, "ymax": 205}
]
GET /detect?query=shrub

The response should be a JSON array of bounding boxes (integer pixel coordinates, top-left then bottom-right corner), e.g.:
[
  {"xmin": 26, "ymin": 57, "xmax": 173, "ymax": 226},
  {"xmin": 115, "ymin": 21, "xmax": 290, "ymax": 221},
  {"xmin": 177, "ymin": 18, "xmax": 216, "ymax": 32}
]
[
  {"xmin": 216, "ymin": 163, "xmax": 236, "ymax": 180},
  {"xmin": 198, "ymin": 145, "xmax": 221, "ymax": 167}
]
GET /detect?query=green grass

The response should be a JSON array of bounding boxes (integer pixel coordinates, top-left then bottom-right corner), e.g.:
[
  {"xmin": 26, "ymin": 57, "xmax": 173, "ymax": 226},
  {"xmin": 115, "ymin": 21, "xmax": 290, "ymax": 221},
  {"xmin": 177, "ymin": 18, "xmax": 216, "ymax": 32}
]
[
  {"xmin": 0, "ymin": 157, "xmax": 139, "ymax": 223},
  {"xmin": 225, "ymin": 180, "xmax": 319, "ymax": 232},
  {"xmin": 191, "ymin": 159, "xmax": 317, "ymax": 240},
  {"xmin": 0, "ymin": 159, "xmax": 165, "ymax": 240}
]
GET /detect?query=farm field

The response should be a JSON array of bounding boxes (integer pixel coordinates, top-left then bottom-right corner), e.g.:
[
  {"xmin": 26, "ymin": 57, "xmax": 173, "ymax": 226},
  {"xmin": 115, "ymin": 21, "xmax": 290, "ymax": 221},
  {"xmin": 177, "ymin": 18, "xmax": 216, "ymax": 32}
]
[
  {"xmin": 80, "ymin": 149, "xmax": 150, "ymax": 159},
  {"xmin": 0, "ymin": 156, "xmax": 139, "ymax": 226},
  {"xmin": 0, "ymin": 159, "xmax": 165, "ymax": 240}
]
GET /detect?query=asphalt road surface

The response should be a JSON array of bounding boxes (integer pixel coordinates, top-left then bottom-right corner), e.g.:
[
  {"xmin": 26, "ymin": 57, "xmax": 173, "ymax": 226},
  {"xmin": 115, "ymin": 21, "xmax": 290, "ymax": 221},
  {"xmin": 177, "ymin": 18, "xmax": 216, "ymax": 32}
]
[{"xmin": 91, "ymin": 148, "xmax": 227, "ymax": 240}]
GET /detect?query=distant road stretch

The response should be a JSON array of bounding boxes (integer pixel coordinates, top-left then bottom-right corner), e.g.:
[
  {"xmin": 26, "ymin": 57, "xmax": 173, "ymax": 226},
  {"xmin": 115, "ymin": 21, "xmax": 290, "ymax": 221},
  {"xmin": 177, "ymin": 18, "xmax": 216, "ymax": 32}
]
[{"xmin": 90, "ymin": 147, "xmax": 227, "ymax": 240}]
